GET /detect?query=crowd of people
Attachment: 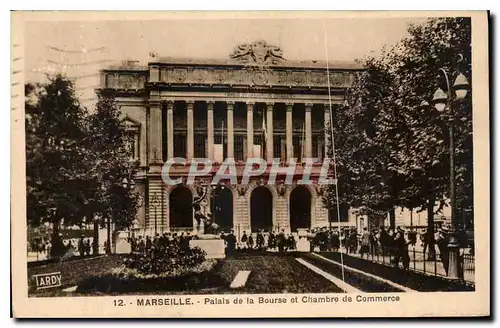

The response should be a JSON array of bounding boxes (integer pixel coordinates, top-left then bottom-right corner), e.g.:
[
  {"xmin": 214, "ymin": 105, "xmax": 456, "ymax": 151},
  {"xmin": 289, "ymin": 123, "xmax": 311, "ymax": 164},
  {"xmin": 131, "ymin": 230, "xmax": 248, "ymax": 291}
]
[
  {"xmin": 30, "ymin": 234, "xmax": 97, "ymax": 261},
  {"xmin": 31, "ymin": 223, "xmax": 467, "ymax": 277}
]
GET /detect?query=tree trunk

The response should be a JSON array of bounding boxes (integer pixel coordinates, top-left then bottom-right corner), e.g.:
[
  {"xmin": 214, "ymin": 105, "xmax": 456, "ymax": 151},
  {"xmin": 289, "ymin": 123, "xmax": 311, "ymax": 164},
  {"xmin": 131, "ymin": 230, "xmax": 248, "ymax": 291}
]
[
  {"xmin": 427, "ymin": 196, "xmax": 436, "ymax": 260},
  {"xmin": 106, "ymin": 216, "xmax": 111, "ymax": 255},
  {"xmin": 92, "ymin": 216, "xmax": 99, "ymax": 255},
  {"xmin": 389, "ymin": 207, "xmax": 396, "ymax": 229},
  {"xmin": 50, "ymin": 219, "xmax": 62, "ymax": 258}
]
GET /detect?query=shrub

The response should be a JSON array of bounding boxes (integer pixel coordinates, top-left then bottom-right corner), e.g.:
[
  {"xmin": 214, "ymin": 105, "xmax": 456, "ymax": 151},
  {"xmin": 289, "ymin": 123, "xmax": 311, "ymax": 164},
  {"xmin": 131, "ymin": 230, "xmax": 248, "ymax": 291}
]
[{"xmin": 123, "ymin": 240, "xmax": 206, "ymax": 276}]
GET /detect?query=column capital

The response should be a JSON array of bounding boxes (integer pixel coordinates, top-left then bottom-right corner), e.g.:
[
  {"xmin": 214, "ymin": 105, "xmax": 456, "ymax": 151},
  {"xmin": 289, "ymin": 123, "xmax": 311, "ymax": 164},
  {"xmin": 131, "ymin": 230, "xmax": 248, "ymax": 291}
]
[
  {"xmin": 266, "ymin": 102, "xmax": 274, "ymax": 109},
  {"xmin": 226, "ymin": 101, "xmax": 235, "ymax": 109},
  {"xmin": 186, "ymin": 100, "xmax": 195, "ymax": 108},
  {"xmin": 324, "ymin": 104, "xmax": 331, "ymax": 112},
  {"xmin": 165, "ymin": 100, "xmax": 174, "ymax": 110},
  {"xmin": 285, "ymin": 102, "xmax": 293, "ymax": 111},
  {"xmin": 305, "ymin": 102, "xmax": 314, "ymax": 109},
  {"xmin": 246, "ymin": 102, "xmax": 255, "ymax": 110},
  {"xmin": 207, "ymin": 100, "xmax": 215, "ymax": 110}
]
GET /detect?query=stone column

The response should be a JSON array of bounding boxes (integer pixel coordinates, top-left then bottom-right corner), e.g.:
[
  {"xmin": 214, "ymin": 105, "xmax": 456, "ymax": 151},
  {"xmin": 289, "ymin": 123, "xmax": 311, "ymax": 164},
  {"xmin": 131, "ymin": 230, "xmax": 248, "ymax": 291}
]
[
  {"xmin": 149, "ymin": 101, "xmax": 162, "ymax": 164},
  {"xmin": 227, "ymin": 101, "xmax": 234, "ymax": 159},
  {"xmin": 324, "ymin": 104, "xmax": 331, "ymax": 158},
  {"xmin": 186, "ymin": 100, "xmax": 194, "ymax": 160},
  {"xmin": 247, "ymin": 102, "xmax": 254, "ymax": 159},
  {"xmin": 166, "ymin": 101, "xmax": 174, "ymax": 159},
  {"xmin": 305, "ymin": 103, "xmax": 313, "ymax": 159},
  {"xmin": 207, "ymin": 101, "xmax": 215, "ymax": 160},
  {"xmin": 286, "ymin": 103, "xmax": 293, "ymax": 161},
  {"xmin": 266, "ymin": 102, "xmax": 274, "ymax": 162}
]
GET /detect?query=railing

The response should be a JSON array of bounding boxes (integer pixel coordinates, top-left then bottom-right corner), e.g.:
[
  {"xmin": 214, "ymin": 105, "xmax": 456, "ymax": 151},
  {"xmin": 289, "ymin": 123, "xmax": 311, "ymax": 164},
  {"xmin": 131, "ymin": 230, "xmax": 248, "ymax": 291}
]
[{"xmin": 347, "ymin": 245, "xmax": 475, "ymax": 284}]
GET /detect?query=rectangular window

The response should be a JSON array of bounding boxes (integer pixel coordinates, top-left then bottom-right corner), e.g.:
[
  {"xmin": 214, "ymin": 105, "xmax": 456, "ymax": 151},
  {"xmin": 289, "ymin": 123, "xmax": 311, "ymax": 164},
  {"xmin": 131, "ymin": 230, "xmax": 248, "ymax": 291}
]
[
  {"xmin": 293, "ymin": 135, "xmax": 304, "ymax": 162},
  {"xmin": 273, "ymin": 136, "xmax": 282, "ymax": 159},
  {"xmin": 234, "ymin": 135, "xmax": 244, "ymax": 161},
  {"xmin": 194, "ymin": 134, "xmax": 207, "ymax": 158},
  {"xmin": 174, "ymin": 134, "xmax": 186, "ymax": 158},
  {"xmin": 312, "ymin": 135, "xmax": 320, "ymax": 159}
]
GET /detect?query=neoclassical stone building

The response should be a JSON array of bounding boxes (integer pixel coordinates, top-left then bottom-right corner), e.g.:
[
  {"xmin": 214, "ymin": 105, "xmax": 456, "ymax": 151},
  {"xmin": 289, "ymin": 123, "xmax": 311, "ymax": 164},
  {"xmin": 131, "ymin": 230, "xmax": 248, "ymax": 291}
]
[{"xmin": 98, "ymin": 41, "xmax": 364, "ymax": 237}]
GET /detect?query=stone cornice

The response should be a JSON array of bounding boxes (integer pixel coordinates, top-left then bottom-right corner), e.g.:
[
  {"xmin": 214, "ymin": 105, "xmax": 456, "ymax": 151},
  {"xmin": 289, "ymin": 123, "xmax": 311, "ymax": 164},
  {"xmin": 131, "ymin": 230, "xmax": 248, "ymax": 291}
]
[{"xmin": 149, "ymin": 57, "xmax": 364, "ymax": 70}]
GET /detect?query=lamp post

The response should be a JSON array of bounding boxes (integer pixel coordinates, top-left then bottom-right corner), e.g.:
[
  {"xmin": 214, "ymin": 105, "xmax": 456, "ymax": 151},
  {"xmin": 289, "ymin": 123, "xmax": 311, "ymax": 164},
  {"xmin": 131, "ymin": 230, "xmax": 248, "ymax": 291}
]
[{"xmin": 431, "ymin": 65, "xmax": 469, "ymax": 279}]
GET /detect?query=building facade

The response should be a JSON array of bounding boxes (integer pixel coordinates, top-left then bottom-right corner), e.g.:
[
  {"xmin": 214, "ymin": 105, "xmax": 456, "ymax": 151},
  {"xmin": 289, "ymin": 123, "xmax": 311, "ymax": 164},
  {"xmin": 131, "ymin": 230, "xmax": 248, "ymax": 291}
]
[{"xmin": 98, "ymin": 41, "xmax": 364, "ymax": 236}]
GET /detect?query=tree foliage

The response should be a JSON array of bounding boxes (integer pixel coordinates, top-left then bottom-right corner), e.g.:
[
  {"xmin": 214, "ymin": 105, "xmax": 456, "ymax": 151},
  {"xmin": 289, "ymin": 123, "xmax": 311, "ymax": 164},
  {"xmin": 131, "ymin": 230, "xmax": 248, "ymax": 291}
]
[
  {"xmin": 26, "ymin": 76, "xmax": 90, "ymax": 231},
  {"xmin": 323, "ymin": 17, "xmax": 473, "ymax": 221},
  {"xmin": 26, "ymin": 76, "xmax": 140, "ymax": 236}
]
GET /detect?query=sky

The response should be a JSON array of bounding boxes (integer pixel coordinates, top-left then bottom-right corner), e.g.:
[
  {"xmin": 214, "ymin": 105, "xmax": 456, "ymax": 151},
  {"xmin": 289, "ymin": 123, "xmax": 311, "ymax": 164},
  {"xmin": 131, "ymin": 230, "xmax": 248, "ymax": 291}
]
[{"xmin": 23, "ymin": 16, "xmax": 428, "ymax": 106}]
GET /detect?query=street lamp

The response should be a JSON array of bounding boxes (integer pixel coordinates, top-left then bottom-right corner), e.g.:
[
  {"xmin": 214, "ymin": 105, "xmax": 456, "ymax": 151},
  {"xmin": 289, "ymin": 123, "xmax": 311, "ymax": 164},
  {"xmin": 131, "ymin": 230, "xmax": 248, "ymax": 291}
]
[{"xmin": 431, "ymin": 65, "xmax": 470, "ymax": 279}]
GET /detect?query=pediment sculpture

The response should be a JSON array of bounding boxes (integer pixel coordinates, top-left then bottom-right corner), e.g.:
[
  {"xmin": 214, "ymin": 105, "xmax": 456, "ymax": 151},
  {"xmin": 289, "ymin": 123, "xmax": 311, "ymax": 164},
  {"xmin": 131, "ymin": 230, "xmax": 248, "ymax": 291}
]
[{"xmin": 230, "ymin": 40, "xmax": 285, "ymax": 65}]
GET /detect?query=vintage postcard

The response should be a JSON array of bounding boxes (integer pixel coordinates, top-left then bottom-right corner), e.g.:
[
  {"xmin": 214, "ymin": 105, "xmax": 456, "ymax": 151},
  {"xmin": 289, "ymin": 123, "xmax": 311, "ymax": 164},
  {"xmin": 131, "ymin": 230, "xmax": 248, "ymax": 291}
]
[{"xmin": 11, "ymin": 11, "xmax": 490, "ymax": 318}]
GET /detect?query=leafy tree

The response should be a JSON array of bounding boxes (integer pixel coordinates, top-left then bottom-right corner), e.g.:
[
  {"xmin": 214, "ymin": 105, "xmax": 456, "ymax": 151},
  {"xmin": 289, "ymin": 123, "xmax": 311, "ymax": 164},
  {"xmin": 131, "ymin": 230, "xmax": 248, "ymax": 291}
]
[
  {"xmin": 84, "ymin": 92, "xmax": 140, "ymax": 253},
  {"xmin": 322, "ymin": 17, "xmax": 473, "ymax": 242},
  {"xmin": 25, "ymin": 76, "xmax": 90, "ymax": 246}
]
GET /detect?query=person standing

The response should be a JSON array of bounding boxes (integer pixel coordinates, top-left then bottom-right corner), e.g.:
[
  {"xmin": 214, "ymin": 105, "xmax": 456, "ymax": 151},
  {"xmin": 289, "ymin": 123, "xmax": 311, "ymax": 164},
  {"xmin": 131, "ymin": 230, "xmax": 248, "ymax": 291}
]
[
  {"xmin": 240, "ymin": 231, "xmax": 248, "ymax": 250},
  {"xmin": 248, "ymin": 233, "xmax": 254, "ymax": 250},
  {"xmin": 256, "ymin": 230, "xmax": 265, "ymax": 251},
  {"xmin": 277, "ymin": 229, "xmax": 286, "ymax": 252},
  {"xmin": 145, "ymin": 236, "xmax": 152, "ymax": 252},
  {"xmin": 360, "ymin": 228, "xmax": 371, "ymax": 259},
  {"xmin": 78, "ymin": 235, "xmax": 85, "ymax": 257},
  {"xmin": 226, "ymin": 230, "xmax": 237, "ymax": 254},
  {"xmin": 436, "ymin": 227, "xmax": 450, "ymax": 275}
]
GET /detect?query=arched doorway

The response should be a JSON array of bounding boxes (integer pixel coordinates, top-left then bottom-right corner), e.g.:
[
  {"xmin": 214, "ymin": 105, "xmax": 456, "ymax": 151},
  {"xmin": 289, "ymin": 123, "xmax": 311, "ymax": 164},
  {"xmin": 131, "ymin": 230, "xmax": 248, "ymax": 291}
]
[
  {"xmin": 169, "ymin": 186, "xmax": 193, "ymax": 229},
  {"xmin": 250, "ymin": 186, "xmax": 273, "ymax": 232},
  {"xmin": 290, "ymin": 186, "xmax": 311, "ymax": 232},
  {"xmin": 211, "ymin": 186, "xmax": 233, "ymax": 232}
]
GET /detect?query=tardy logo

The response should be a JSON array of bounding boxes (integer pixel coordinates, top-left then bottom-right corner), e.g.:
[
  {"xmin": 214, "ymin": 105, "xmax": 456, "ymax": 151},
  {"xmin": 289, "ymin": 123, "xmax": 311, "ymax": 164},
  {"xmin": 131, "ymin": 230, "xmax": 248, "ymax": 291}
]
[{"xmin": 33, "ymin": 272, "xmax": 62, "ymax": 290}]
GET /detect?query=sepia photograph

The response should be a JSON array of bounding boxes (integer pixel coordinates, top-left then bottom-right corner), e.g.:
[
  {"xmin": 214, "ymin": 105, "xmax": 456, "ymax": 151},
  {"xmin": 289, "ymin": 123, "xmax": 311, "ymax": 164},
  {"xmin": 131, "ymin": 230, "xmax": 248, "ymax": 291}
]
[{"xmin": 11, "ymin": 11, "xmax": 489, "ymax": 318}]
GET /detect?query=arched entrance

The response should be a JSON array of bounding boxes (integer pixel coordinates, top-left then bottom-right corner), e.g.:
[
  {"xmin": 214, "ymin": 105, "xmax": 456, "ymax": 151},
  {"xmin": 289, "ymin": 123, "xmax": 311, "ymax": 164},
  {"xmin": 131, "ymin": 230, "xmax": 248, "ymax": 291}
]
[
  {"xmin": 290, "ymin": 186, "xmax": 311, "ymax": 232},
  {"xmin": 169, "ymin": 186, "xmax": 193, "ymax": 229},
  {"xmin": 250, "ymin": 186, "xmax": 273, "ymax": 232},
  {"xmin": 211, "ymin": 186, "xmax": 233, "ymax": 232}
]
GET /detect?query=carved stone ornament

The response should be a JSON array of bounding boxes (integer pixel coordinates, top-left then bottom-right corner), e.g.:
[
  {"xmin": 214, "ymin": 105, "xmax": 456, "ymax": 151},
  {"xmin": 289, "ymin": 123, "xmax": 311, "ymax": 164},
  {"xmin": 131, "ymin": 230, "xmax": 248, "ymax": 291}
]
[
  {"xmin": 237, "ymin": 184, "xmax": 247, "ymax": 197},
  {"xmin": 276, "ymin": 183, "xmax": 286, "ymax": 197},
  {"xmin": 291, "ymin": 71, "xmax": 307, "ymax": 85},
  {"xmin": 252, "ymin": 70, "xmax": 269, "ymax": 86},
  {"xmin": 192, "ymin": 69, "xmax": 208, "ymax": 83},
  {"xmin": 213, "ymin": 69, "xmax": 227, "ymax": 83},
  {"xmin": 311, "ymin": 71, "xmax": 327, "ymax": 85},
  {"xmin": 229, "ymin": 40, "xmax": 286, "ymax": 65},
  {"xmin": 315, "ymin": 184, "xmax": 324, "ymax": 196},
  {"xmin": 172, "ymin": 68, "xmax": 188, "ymax": 83},
  {"xmin": 232, "ymin": 70, "xmax": 249, "ymax": 84},
  {"xmin": 119, "ymin": 74, "xmax": 135, "ymax": 89},
  {"xmin": 329, "ymin": 72, "xmax": 345, "ymax": 87},
  {"xmin": 275, "ymin": 71, "xmax": 288, "ymax": 84}
]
